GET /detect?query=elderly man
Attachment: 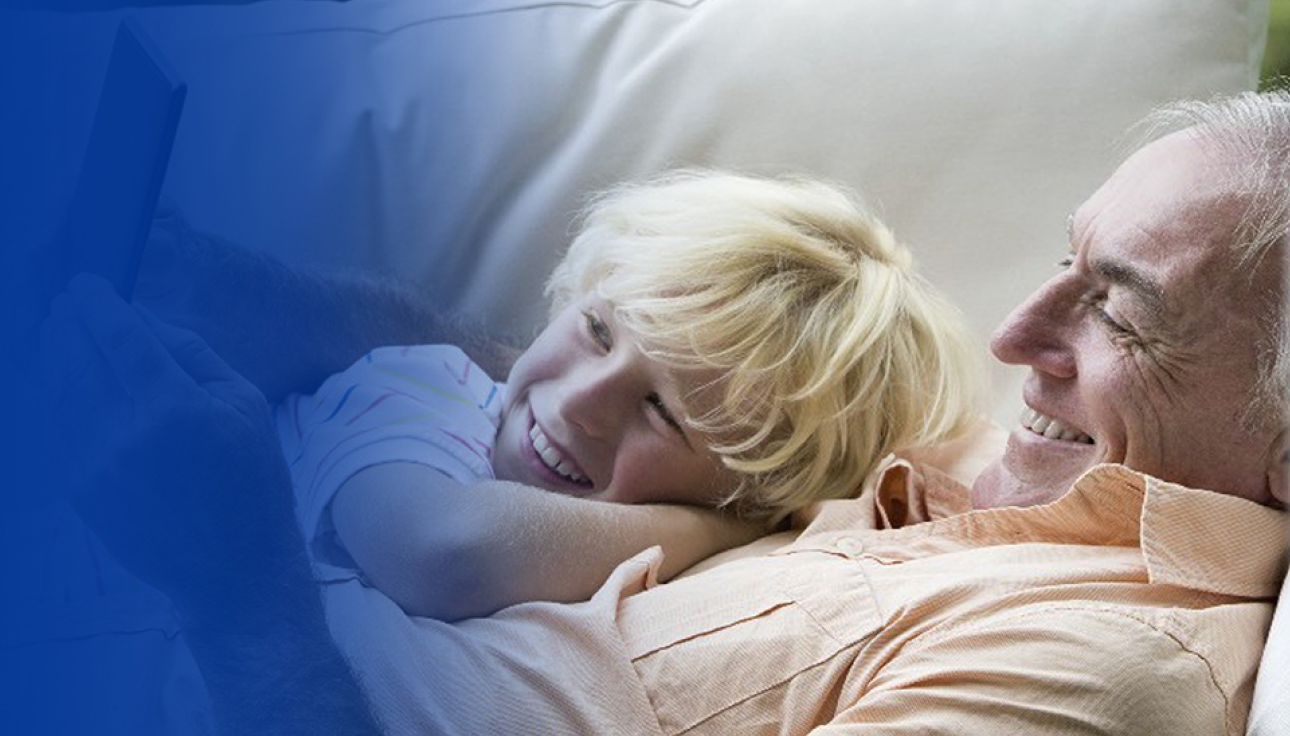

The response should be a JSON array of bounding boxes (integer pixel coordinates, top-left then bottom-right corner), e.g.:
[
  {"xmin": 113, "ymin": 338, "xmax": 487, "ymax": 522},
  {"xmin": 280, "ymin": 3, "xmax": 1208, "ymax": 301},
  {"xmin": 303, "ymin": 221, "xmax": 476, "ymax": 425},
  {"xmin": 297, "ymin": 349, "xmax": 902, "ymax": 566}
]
[{"xmin": 39, "ymin": 90, "xmax": 1288, "ymax": 735}]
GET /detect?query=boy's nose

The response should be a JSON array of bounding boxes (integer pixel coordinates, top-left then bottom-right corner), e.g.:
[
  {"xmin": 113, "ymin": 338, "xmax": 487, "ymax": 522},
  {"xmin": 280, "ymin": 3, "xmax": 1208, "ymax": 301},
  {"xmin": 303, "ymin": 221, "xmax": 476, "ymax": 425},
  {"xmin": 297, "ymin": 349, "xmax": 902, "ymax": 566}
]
[{"xmin": 558, "ymin": 362, "xmax": 634, "ymax": 439}]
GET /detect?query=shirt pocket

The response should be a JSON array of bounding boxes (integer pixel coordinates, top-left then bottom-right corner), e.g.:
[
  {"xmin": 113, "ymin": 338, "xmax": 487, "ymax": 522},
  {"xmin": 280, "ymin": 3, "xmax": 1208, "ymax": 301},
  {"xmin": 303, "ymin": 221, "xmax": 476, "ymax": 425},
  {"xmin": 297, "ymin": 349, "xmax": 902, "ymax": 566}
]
[{"xmin": 618, "ymin": 555, "xmax": 882, "ymax": 734}]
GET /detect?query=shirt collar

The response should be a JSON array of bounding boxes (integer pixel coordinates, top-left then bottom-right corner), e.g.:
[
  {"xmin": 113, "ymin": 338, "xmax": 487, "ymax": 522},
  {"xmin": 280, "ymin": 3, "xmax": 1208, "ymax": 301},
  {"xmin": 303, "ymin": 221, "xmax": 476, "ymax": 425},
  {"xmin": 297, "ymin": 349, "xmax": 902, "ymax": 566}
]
[
  {"xmin": 863, "ymin": 461, "xmax": 1287, "ymax": 599},
  {"xmin": 1134, "ymin": 469, "xmax": 1288, "ymax": 598},
  {"xmin": 788, "ymin": 454, "xmax": 974, "ymax": 534},
  {"xmin": 1006, "ymin": 465, "xmax": 1285, "ymax": 598}
]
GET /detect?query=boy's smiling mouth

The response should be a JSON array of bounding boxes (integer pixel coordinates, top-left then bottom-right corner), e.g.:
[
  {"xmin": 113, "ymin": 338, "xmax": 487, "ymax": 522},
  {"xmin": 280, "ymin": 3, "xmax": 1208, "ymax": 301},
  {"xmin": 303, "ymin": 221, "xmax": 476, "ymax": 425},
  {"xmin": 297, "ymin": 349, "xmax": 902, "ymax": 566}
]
[{"xmin": 528, "ymin": 421, "xmax": 591, "ymax": 485}]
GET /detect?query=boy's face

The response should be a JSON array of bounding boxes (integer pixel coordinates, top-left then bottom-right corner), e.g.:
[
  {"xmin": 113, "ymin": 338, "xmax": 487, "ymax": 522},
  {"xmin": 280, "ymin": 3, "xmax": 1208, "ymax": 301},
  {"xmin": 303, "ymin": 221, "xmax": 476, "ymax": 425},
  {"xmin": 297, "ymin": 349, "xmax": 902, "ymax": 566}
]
[{"xmin": 493, "ymin": 294, "xmax": 737, "ymax": 505}]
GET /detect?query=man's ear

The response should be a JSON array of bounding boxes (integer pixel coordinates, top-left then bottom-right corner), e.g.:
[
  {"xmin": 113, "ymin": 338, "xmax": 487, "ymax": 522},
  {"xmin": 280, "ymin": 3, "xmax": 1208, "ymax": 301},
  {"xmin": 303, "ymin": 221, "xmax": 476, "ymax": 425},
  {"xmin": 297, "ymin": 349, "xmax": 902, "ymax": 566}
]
[{"xmin": 1267, "ymin": 429, "xmax": 1289, "ymax": 510}]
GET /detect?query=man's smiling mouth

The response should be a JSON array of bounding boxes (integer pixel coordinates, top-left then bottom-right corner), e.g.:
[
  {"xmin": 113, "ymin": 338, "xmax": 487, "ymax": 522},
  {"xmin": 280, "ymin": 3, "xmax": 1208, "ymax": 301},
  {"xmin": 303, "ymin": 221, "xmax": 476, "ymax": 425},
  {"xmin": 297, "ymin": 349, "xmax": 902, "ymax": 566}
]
[
  {"xmin": 1020, "ymin": 407, "xmax": 1095, "ymax": 445},
  {"xmin": 528, "ymin": 423, "xmax": 591, "ymax": 484}
]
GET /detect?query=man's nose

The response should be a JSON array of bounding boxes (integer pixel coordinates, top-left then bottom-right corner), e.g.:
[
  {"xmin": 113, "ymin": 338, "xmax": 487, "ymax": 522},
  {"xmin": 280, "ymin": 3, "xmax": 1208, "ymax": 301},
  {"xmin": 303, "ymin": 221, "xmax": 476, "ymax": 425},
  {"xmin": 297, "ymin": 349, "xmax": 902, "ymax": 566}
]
[{"xmin": 989, "ymin": 277, "xmax": 1078, "ymax": 379}]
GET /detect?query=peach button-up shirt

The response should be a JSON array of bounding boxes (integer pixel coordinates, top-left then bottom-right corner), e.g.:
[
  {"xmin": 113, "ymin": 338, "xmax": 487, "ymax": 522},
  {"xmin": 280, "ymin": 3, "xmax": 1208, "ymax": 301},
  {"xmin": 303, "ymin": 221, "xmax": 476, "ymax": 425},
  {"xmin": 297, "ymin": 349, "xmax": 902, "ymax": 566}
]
[
  {"xmin": 321, "ymin": 462, "xmax": 1286, "ymax": 736},
  {"xmin": 620, "ymin": 462, "xmax": 1285, "ymax": 735}
]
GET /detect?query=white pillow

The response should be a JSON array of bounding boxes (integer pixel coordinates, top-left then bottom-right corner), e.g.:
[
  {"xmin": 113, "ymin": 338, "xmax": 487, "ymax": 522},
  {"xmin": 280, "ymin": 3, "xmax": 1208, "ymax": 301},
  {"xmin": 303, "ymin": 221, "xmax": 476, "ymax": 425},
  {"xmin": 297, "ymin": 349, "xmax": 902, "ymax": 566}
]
[
  {"xmin": 1249, "ymin": 559, "xmax": 1290, "ymax": 736},
  {"xmin": 5, "ymin": 0, "xmax": 1270, "ymax": 425}
]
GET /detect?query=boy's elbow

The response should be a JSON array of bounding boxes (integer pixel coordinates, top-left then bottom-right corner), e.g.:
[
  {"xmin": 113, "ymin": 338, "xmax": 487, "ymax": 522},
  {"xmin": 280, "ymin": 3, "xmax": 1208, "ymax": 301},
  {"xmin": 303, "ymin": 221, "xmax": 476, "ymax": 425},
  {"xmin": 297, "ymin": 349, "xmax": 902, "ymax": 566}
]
[
  {"xmin": 391, "ymin": 523, "xmax": 506, "ymax": 622},
  {"xmin": 335, "ymin": 468, "xmax": 509, "ymax": 621}
]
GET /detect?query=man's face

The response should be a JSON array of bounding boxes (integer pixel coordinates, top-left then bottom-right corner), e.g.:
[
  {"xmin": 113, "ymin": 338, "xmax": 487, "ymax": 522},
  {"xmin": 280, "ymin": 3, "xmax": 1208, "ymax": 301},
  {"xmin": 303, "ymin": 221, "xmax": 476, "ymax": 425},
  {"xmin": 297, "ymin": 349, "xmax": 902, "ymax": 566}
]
[
  {"xmin": 492, "ymin": 294, "xmax": 736, "ymax": 505},
  {"xmin": 974, "ymin": 130, "xmax": 1283, "ymax": 509}
]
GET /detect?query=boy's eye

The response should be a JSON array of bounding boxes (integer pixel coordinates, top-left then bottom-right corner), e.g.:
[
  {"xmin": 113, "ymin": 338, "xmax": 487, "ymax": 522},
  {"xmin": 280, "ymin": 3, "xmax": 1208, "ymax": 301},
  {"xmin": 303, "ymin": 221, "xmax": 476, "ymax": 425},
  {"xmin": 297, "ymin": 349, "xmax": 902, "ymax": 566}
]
[
  {"xmin": 584, "ymin": 311, "xmax": 612, "ymax": 350},
  {"xmin": 646, "ymin": 392, "xmax": 684, "ymax": 434}
]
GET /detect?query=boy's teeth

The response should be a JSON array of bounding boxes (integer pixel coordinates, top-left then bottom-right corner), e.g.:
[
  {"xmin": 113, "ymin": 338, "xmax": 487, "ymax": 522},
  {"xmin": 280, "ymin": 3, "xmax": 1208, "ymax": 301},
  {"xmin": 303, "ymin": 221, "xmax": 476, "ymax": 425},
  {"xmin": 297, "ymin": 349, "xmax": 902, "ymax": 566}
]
[
  {"xmin": 528, "ymin": 424, "xmax": 586, "ymax": 482},
  {"xmin": 540, "ymin": 445, "xmax": 563, "ymax": 467}
]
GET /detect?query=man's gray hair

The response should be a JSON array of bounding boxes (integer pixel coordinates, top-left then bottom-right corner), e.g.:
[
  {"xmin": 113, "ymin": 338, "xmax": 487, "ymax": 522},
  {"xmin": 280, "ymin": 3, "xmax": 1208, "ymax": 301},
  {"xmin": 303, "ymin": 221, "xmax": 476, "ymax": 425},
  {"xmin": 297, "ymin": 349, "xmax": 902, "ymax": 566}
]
[{"xmin": 1138, "ymin": 89, "xmax": 1290, "ymax": 429}]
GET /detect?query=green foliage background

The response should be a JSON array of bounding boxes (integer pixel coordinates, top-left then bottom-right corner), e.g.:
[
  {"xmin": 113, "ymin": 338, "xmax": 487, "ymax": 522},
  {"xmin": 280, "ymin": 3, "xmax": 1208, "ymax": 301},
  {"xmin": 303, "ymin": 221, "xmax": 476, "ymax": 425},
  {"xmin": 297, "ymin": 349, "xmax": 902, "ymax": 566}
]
[{"xmin": 1264, "ymin": 0, "xmax": 1290, "ymax": 86}]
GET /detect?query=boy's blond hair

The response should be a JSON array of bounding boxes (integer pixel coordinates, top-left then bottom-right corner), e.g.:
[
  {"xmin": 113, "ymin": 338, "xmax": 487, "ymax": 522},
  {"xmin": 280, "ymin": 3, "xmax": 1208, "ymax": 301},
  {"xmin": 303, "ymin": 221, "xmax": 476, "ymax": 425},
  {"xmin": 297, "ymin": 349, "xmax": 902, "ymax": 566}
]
[{"xmin": 547, "ymin": 170, "xmax": 983, "ymax": 524}]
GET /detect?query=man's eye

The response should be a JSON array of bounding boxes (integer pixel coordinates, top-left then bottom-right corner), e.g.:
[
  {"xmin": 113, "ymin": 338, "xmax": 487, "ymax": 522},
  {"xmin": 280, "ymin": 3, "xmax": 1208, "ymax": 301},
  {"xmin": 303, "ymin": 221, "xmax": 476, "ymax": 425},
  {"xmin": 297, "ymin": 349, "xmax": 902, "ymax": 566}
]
[
  {"xmin": 584, "ymin": 311, "xmax": 611, "ymax": 350},
  {"xmin": 1083, "ymin": 295, "xmax": 1135, "ymax": 337},
  {"xmin": 1096, "ymin": 308, "xmax": 1133, "ymax": 336},
  {"xmin": 1057, "ymin": 253, "xmax": 1075, "ymax": 269},
  {"xmin": 1076, "ymin": 293, "xmax": 1131, "ymax": 335}
]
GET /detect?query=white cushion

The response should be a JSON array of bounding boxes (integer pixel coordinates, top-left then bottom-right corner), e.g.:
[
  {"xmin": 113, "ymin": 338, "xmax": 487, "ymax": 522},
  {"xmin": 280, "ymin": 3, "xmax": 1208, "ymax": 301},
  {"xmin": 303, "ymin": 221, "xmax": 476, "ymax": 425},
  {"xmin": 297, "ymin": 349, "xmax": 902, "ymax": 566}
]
[
  {"xmin": 5, "ymin": 0, "xmax": 1269, "ymax": 425},
  {"xmin": 1249, "ymin": 558, "xmax": 1290, "ymax": 736}
]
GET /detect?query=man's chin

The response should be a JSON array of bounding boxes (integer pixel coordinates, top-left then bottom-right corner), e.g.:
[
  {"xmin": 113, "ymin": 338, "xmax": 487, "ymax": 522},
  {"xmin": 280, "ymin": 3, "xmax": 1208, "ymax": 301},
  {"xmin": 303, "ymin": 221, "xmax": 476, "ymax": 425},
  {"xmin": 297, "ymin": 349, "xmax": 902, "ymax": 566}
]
[{"xmin": 971, "ymin": 453, "xmax": 1084, "ymax": 510}]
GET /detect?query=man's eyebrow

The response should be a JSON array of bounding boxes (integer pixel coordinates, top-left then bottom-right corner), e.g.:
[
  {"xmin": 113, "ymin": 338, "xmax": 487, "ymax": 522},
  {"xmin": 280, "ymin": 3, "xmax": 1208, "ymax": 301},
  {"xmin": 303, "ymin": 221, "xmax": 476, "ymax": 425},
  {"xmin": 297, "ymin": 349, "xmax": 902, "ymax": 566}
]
[
  {"xmin": 1065, "ymin": 213, "xmax": 1075, "ymax": 240},
  {"xmin": 1090, "ymin": 258, "xmax": 1168, "ymax": 319}
]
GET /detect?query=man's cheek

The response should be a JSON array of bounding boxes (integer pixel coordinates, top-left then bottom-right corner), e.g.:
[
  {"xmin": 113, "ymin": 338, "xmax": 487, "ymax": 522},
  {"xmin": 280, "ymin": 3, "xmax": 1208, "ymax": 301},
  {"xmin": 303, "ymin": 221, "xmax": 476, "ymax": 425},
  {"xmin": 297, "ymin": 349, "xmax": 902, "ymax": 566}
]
[{"xmin": 1115, "ymin": 411, "xmax": 1169, "ymax": 474}]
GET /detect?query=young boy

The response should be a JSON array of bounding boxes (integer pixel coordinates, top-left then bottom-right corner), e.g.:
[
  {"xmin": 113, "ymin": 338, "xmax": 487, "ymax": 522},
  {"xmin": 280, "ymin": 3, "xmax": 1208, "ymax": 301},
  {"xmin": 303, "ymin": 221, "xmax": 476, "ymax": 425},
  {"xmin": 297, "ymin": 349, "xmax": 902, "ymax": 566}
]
[{"xmin": 276, "ymin": 171, "xmax": 984, "ymax": 619}]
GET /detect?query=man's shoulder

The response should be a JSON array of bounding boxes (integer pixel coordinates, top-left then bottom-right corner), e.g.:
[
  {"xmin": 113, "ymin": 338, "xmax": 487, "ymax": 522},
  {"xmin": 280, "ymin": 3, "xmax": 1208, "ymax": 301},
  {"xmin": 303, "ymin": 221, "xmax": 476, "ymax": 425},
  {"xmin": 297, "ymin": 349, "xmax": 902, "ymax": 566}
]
[{"xmin": 910, "ymin": 599, "xmax": 1269, "ymax": 735}]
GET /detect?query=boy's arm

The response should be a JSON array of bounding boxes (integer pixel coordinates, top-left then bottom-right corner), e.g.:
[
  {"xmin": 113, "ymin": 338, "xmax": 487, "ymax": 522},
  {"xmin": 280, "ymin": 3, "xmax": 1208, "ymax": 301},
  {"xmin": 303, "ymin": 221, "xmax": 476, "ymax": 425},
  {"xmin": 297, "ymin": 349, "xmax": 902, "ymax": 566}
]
[
  {"xmin": 135, "ymin": 200, "xmax": 522, "ymax": 402},
  {"xmin": 330, "ymin": 462, "xmax": 764, "ymax": 621}
]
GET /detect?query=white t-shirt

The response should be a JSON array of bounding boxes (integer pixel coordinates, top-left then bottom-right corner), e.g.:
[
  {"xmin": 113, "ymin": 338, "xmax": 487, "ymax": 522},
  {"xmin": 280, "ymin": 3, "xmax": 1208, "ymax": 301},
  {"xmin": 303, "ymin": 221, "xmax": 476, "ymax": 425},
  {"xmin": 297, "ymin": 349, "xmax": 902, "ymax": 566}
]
[{"xmin": 274, "ymin": 344, "xmax": 504, "ymax": 572}]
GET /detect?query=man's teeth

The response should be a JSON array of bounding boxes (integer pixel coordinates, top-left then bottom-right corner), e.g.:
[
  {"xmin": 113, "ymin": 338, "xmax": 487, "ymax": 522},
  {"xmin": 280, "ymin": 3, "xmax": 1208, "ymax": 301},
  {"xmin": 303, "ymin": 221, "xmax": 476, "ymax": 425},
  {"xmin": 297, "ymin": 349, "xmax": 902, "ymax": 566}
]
[
  {"xmin": 1019, "ymin": 407, "xmax": 1094, "ymax": 445},
  {"xmin": 529, "ymin": 424, "xmax": 587, "ymax": 482}
]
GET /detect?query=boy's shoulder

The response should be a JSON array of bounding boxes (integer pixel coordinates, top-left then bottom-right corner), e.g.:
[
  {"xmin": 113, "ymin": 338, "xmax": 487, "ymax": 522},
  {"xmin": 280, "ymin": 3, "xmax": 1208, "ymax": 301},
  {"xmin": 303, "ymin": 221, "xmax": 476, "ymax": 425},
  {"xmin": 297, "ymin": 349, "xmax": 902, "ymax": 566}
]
[
  {"xmin": 363, "ymin": 343, "xmax": 473, "ymax": 371},
  {"xmin": 355, "ymin": 344, "xmax": 504, "ymax": 417}
]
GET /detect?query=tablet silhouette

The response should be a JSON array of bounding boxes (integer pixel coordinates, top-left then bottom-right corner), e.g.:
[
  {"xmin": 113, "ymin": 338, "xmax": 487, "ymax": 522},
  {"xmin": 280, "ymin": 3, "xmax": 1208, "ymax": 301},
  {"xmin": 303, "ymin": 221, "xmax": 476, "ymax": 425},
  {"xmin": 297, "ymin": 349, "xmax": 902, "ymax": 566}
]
[{"xmin": 59, "ymin": 17, "xmax": 185, "ymax": 301}]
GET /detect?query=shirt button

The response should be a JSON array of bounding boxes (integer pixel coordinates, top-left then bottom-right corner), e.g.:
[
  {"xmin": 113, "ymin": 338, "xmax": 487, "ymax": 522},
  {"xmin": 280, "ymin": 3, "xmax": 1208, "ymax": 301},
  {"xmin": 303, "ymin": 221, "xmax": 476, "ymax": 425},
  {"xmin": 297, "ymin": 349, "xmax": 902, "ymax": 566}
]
[{"xmin": 837, "ymin": 538, "xmax": 863, "ymax": 555}]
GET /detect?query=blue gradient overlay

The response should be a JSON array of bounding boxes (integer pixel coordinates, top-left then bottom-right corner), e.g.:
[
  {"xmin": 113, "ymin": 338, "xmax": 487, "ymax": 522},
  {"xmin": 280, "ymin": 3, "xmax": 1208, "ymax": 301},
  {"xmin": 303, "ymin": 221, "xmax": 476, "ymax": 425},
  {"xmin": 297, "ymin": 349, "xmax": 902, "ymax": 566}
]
[{"xmin": 0, "ymin": 2, "xmax": 527, "ymax": 733}]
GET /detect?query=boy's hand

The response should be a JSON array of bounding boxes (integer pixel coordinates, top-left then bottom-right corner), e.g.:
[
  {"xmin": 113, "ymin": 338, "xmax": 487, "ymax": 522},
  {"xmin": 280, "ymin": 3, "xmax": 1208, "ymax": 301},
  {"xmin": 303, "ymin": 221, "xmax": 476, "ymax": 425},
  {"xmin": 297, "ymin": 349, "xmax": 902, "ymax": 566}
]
[
  {"xmin": 130, "ymin": 197, "xmax": 206, "ymax": 335},
  {"xmin": 650, "ymin": 504, "xmax": 766, "ymax": 581},
  {"xmin": 40, "ymin": 273, "xmax": 305, "ymax": 626},
  {"xmin": 131, "ymin": 199, "xmax": 275, "ymax": 390}
]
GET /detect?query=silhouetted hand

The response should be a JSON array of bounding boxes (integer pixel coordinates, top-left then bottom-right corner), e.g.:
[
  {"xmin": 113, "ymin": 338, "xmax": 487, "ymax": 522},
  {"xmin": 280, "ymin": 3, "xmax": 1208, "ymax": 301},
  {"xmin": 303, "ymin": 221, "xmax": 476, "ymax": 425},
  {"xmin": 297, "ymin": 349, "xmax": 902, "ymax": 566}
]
[{"xmin": 40, "ymin": 273, "xmax": 305, "ymax": 624}]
